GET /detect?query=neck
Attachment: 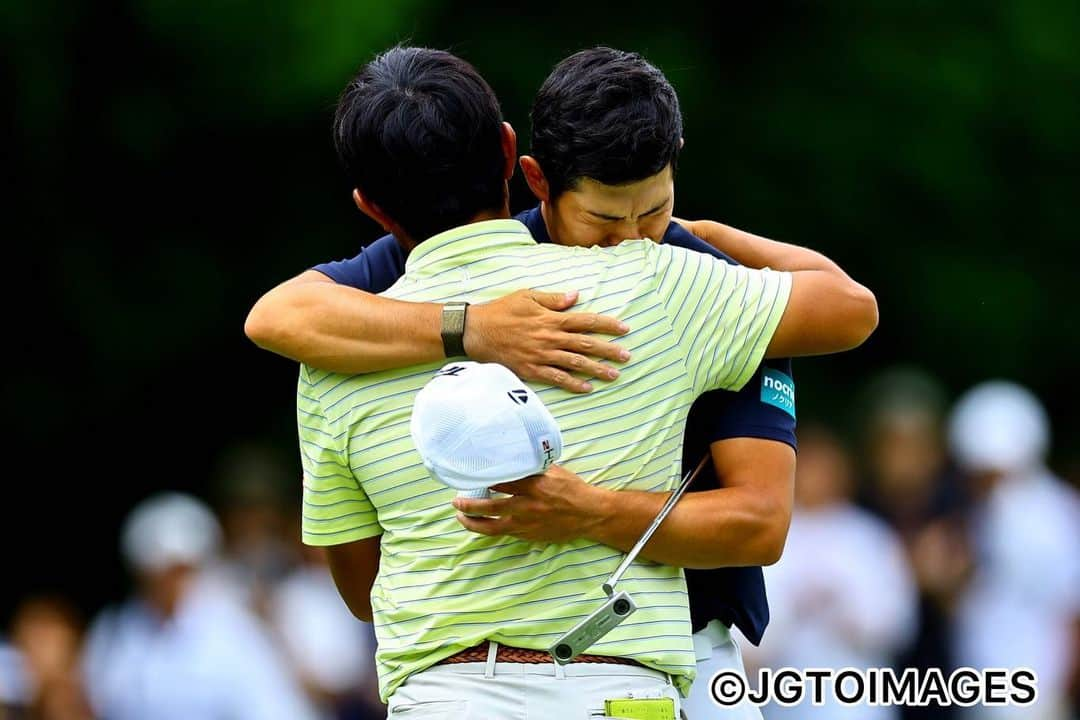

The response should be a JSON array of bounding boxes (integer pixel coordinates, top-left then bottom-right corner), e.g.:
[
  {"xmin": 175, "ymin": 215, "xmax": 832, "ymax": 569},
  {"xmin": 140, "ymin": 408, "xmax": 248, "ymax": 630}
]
[
  {"xmin": 539, "ymin": 200, "xmax": 560, "ymax": 243},
  {"xmin": 470, "ymin": 206, "xmax": 512, "ymax": 224},
  {"xmin": 396, "ymin": 205, "xmax": 513, "ymax": 255}
]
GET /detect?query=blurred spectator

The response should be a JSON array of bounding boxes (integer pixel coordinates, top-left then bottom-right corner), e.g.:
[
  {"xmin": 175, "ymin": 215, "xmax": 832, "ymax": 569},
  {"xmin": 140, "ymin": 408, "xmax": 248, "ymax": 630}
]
[
  {"xmin": 858, "ymin": 367, "xmax": 971, "ymax": 719},
  {"xmin": 753, "ymin": 424, "xmax": 917, "ymax": 719},
  {"xmin": 858, "ymin": 368, "xmax": 958, "ymax": 535},
  {"xmin": 82, "ymin": 492, "xmax": 319, "ymax": 720},
  {"xmin": 0, "ymin": 638, "xmax": 30, "ymax": 717},
  {"xmin": 269, "ymin": 543, "xmax": 384, "ymax": 719},
  {"xmin": 5, "ymin": 596, "xmax": 93, "ymax": 720},
  {"xmin": 211, "ymin": 442, "xmax": 300, "ymax": 617},
  {"xmin": 947, "ymin": 381, "xmax": 1080, "ymax": 720}
]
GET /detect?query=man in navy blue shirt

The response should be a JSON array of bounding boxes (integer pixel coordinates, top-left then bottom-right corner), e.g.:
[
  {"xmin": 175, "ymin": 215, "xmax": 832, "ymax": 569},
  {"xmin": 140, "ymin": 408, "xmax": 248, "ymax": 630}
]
[{"xmin": 247, "ymin": 47, "xmax": 876, "ymax": 717}]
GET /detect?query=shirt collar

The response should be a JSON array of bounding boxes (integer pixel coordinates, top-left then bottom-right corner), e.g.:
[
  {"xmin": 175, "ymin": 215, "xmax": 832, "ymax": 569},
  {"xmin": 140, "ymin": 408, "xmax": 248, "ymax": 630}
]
[
  {"xmin": 404, "ymin": 219, "xmax": 536, "ymax": 274},
  {"xmin": 520, "ymin": 204, "xmax": 553, "ymax": 244}
]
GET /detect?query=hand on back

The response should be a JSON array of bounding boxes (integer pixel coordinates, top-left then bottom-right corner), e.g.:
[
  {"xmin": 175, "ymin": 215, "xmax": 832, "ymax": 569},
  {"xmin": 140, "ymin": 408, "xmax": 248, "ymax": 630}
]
[{"xmin": 465, "ymin": 289, "xmax": 631, "ymax": 393}]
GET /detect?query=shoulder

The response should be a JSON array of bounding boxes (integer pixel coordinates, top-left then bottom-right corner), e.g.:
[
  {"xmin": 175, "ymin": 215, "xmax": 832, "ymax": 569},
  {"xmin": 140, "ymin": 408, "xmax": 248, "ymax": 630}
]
[
  {"xmin": 662, "ymin": 222, "xmax": 737, "ymax": 265},
  {"xmin": 638, "ymin": 239, "xmax": 740, "ymax": 293},
  {"xmin": 514, "ymin": 205, "xmax": 550, "ymax": 243},
  {"xmin": 1029, "ymin": 473, "xmax": 1080, "ymax": 526},
  {"xmin": 83, "ymin": 601, "xmax": 144, "ymax": 659},
  {"xmin": 312, "ymin": 235, "xmax": 406, "ymax": 292}
]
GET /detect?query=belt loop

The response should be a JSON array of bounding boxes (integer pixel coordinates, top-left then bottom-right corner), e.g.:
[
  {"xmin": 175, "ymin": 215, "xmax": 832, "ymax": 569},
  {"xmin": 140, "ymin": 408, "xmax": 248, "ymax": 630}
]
[
  {"xmin": 553, "ymin": 653, "xmax": 566, "ymax": 680},
  {"xmin": 484, "ymin": 641, "xmax": 499, "ymax": 678}
]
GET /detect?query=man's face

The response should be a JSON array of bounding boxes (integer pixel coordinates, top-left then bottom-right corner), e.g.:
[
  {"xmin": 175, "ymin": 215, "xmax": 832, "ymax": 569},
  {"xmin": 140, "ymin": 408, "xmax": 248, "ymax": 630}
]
[{"xmin": 546, "ymin": 165, "xmax": 674, "ymax": 248}]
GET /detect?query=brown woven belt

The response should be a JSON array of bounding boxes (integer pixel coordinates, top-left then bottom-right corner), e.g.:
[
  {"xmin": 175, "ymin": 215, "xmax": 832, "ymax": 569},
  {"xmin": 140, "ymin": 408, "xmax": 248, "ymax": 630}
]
[{"xmin": 438, "ymin": 641, "xmax": 642, "ymax": 667}]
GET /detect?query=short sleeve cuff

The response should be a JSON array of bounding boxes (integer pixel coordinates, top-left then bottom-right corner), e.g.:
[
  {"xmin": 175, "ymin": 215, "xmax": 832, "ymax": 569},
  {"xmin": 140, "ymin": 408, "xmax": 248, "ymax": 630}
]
[
  {"xmin": 302, "ymin": 522, "xmax": 383, "ymax": 547},
  {"xmin": 727, "ymin": 270, "xmax": 792, "ymax": 391}
]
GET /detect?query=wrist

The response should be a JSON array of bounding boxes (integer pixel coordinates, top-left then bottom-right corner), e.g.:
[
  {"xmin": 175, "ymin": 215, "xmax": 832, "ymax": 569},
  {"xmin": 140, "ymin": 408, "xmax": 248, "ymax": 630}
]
[
  {"xmin": 580, "ymin": 485, "xmax": 617, "ymax": 543},
  {"xmin": 462, "ymin": 302, "xmax": 484, "ymax": 359}
]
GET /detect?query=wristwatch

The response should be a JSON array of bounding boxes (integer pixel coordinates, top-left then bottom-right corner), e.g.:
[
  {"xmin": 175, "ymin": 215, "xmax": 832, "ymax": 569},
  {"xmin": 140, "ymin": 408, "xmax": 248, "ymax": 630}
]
[{"xmin": 441, "ymin": 301, "xmax": 470, "ymax": 358}]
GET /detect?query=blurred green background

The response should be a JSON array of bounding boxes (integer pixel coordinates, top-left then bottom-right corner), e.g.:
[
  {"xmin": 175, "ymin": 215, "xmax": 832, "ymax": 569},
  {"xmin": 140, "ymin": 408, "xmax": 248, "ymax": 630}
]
[{"xmin": 3, "ymin": 0, "xmax": 1078, "ymax": 620}]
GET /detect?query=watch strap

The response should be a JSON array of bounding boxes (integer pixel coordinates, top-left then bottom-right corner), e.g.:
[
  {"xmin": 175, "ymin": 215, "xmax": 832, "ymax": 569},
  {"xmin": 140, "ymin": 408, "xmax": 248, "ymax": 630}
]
[{"xmin": 441, "ymin": 301, "xmax": 469, "ymax": 357}]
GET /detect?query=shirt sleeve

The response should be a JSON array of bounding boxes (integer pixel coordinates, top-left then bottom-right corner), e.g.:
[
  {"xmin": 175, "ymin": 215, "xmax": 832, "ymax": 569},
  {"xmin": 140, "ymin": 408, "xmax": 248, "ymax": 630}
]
[
  {"xmin": 697, "ymin": 358, "xmax": 797, "ymax": 451},
  {"xmin": 311, "ymin": 234, "xmax": 406, "ymax": 293},
  {"xmin": 297, "ymin": 366, "xmax": 381, "ymax": 546},
  {"xmin": 646, "ymin": 242, "xmax": 792, "ymax": 395},
  {"xmin": 665, "ymin": 224, "xmax": 797, "ymax": 448}
]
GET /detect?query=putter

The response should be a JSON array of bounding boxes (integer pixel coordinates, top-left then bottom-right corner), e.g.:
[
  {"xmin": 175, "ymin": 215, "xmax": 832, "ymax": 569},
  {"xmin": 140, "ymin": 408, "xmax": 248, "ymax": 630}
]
[{"xmin": 549, "ymin": 454, "xmax": 710, "ymax": 664}]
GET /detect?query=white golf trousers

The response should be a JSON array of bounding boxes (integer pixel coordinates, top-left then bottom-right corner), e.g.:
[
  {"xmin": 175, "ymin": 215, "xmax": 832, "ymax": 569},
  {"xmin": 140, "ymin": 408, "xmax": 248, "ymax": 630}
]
[
  {"xmin": 385, "ymin": 641, "xmax": 683, "ymax": 719},
  {"xmin": 681, "ymin": 620, "xmax": 763, "ymax": 720}
]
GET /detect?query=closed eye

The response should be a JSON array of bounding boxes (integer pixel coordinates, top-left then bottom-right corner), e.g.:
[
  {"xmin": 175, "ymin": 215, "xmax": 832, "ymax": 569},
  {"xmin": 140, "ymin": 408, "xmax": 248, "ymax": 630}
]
[{"xmin": 585, "ymin": 198, "xmax": 670, "ymax": 223}]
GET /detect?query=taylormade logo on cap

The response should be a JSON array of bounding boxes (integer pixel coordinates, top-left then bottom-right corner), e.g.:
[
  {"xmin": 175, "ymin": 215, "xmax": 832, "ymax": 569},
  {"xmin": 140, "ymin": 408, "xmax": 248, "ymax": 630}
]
[{"xmin": 410, "ymin": 362, "xmax": 564, "ymax": 492}]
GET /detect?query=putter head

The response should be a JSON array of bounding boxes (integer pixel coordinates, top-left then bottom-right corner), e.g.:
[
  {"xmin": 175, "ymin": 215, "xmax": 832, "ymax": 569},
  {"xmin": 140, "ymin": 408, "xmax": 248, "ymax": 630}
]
[{"xmin": 548, "ymin": 591, "xmax": 637, "ymax": 664}]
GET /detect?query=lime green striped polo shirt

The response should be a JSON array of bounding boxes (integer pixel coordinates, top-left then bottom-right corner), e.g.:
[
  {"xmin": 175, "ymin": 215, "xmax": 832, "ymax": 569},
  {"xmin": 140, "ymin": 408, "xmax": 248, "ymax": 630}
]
[{"xmin": 297, "ymin": 218, "xmax": 791, "ymax": 700}]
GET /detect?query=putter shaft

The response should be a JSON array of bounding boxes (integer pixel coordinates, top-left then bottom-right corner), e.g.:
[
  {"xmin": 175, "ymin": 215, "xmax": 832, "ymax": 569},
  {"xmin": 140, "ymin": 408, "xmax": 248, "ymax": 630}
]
[{"xmin": 602, "ymin": 454, "xmax": 709, "ymax": 595}]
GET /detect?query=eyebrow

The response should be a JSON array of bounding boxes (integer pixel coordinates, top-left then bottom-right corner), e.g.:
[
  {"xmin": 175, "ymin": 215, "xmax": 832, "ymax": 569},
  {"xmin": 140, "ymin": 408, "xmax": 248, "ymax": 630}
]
[{"xmin": 586, "ymin": 198, "xmax": 671, "ymax": 222}]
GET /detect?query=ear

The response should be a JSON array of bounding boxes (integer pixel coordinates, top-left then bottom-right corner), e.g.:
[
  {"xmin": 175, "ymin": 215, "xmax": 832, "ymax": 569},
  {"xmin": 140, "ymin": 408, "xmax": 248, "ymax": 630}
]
[
  {"xmin": 679, "ymin": 136, "xmax": 685, "ymax": 150},
  {"xmin": 518, "ymin": 155, "xmax": 550, "ymax": 203},
  {"xmin": 499, "ymin": 122, "xmax": 518, "ymax": 181},
  {"xmin": 352, "ymin": 189, "xmax": 395, "ymax": 232}
]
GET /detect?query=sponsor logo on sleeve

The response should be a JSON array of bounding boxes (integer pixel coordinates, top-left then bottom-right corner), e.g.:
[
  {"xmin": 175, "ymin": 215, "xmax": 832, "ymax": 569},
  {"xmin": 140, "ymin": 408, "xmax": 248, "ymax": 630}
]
[{"xmin": 761, "ymin": 369, "xmax": 796, "ymax": 419}]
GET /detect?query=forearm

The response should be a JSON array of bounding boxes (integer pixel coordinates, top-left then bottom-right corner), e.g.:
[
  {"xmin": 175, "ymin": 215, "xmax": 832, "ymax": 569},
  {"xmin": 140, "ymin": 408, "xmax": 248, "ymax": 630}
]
[
  {"xmin": 326, "ymin": 538, "xmax": 381, "ymax": 623},
  {"xmin": 585, "ymin": 485, "xmax": 789, "ymax": 569},
  {"xmin": 245, "ymin": 274, "xmax": 443, "ymax": 373},
  {"xmin": 247, "ymin": 274, "xmax": 630, "ymax": 387},
  {"xmin": 455, "ymin": 442, "xmax": 794, "ymax": 562},
  {"xmin": 675, "ymin": 218, "xmax": 878, "ymax": 355},
  {"xmin": 331, "ymin": 576, "xmax": 374, "ymax": 623},
  {"xmin": 677, "ymin": 218, "xmax": 844, "ymax": 275}
]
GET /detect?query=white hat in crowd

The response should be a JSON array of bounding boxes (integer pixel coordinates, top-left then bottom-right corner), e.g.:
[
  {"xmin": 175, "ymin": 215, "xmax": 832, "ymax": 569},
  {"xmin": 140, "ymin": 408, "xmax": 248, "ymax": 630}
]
[
  {"xmin": 947, "ymin": 380, "xmax": 1049, "ymax": 475},
  {"xmin": 121, "ymin": 492, "xmax": 223, "ymax": 573},
  {"xmin": 411, "ymin": 362, "xmax": 563, "ymax": 493}
]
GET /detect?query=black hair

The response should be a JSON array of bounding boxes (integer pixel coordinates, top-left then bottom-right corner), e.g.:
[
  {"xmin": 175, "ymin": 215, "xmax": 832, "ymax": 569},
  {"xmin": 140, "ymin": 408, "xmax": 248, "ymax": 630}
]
[
  {"xmin": 530, "ymin": 47, "xmax": 683, "ymax": 199},
  {"xmin": 333, "ymin": 46, "xmax": 506, "ymax": 241}
]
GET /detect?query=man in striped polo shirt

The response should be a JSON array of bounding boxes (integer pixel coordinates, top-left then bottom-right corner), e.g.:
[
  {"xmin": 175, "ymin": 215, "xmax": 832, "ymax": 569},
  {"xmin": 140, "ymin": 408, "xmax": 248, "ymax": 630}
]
[{"xmin": 296, "ymin": 46, "xmax": 875, "ymax": 718}]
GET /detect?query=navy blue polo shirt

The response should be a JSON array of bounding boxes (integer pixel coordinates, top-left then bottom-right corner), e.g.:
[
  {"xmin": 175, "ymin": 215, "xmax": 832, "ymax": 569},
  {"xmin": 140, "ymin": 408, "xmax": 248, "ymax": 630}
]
[{"xmin": 314, "ymin": 205, "xmax": 797, "ymax": 646}]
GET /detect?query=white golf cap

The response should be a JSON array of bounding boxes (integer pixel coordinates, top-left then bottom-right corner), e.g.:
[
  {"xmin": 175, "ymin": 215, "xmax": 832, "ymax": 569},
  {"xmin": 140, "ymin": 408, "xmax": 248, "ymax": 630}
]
[
  {"xmin": 121, "ymin": 492, "xmax": 223, "ymax": 573},
  {"xmin": 947, "ymin": 380, "xmax": 1049, "ymax": 475},
  {"xmin": 410, "ymin": 362, "xmax": 563, "ymax": 492}
]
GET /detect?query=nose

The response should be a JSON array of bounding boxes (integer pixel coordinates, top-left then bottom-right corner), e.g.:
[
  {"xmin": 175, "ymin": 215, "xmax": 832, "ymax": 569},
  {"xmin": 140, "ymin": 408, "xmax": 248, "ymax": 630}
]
[{"xmin": 606, "ymin": 223, "xmax": 641, "ymax": 246}]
